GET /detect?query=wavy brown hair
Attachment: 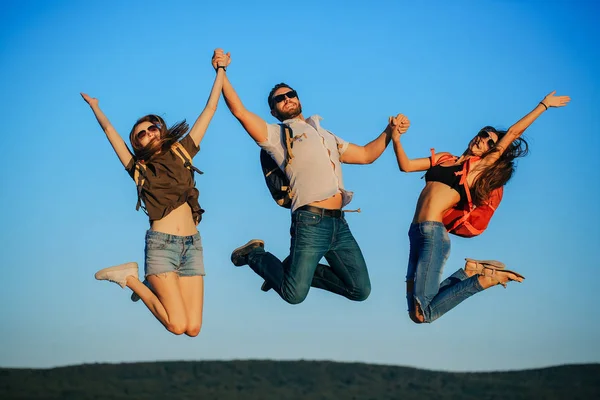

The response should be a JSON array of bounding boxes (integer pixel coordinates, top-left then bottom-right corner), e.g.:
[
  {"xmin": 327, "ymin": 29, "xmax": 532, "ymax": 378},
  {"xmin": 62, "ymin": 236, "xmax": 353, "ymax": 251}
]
[
  {"xmin": 469, "ymin": 126, "xmax": 529, "ymax": 206},
  {"xmin": 128, "ymin": 114, "xmax": 189, "ymax": 161}
]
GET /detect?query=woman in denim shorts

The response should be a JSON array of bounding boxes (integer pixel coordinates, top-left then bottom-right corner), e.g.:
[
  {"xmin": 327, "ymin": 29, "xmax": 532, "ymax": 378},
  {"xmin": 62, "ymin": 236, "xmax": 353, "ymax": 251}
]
[
  {"xmin": 390, "ymin": 91, "xmax": 570, "ymax": 324},
  {"xmin": 80, "ymin": 51, "xmax": 230, "ymax": 336}
]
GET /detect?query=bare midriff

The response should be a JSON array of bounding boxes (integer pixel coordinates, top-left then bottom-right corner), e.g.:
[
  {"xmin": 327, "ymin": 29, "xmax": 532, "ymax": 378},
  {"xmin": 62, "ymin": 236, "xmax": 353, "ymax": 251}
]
[
  {"xmin": 150, "ymin": 202, "xmax": 198, "ymax": 236},
  {"xmin": 412, "ymin": 182, "xmax": 461, "ymax": 224},
  {"xmin": 310, "ymin": 192, "xmax": 343, "ymax": 210}
]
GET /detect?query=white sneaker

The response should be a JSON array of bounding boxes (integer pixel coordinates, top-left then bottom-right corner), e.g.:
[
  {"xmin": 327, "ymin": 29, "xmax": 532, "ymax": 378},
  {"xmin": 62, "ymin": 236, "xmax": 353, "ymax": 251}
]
[{"xmin": 94, "ymin": 262, "xmax": 138, "ymax": 288}]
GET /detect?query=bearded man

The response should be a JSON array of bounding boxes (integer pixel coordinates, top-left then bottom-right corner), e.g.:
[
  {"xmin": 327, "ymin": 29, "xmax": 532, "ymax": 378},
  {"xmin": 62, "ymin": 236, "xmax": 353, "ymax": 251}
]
[{"xmin": 214, "ymin": 49, "xmax": 409, "ymax": 305}]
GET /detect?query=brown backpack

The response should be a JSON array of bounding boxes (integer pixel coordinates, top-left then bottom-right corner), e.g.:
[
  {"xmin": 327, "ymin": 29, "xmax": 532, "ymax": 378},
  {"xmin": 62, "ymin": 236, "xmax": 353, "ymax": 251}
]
[{"xmin": 133, "ymin": 142, "xmax": 203, "ymax": 213}]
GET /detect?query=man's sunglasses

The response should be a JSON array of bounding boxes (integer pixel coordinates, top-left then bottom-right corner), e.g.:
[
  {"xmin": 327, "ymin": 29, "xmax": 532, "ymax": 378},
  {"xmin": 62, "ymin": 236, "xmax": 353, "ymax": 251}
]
[
  {"xmin": 271, "ymin": 90, "xmax": 298, "ymax": 105},
  {"xmin": 138, "ymin": 124, "xmax": 161, "ymax": 138},
  {"xmin": 477, "ymin": 130, "xmax": 497, "ymax": 148}
]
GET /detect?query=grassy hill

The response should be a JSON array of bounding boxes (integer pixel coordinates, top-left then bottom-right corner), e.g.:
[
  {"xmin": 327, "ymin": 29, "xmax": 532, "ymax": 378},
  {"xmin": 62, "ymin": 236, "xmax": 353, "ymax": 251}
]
[{"xmin": 1, "ymin": 360, "xmax": 598, "ymax": 399}]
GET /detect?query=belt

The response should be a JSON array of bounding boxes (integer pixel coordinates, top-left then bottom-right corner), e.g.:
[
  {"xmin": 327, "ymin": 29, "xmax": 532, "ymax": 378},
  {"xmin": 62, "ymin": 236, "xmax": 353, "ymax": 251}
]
[{"xmin": 297, "ymin": 205, "xmax": 343, "ymax": 218}]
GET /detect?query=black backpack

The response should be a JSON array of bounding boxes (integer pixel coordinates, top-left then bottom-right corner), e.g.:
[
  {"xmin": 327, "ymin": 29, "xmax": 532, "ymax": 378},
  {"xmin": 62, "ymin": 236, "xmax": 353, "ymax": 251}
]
[{"xmin": 260, "ymin": 124, "xmax": 295, "ymax": 208}]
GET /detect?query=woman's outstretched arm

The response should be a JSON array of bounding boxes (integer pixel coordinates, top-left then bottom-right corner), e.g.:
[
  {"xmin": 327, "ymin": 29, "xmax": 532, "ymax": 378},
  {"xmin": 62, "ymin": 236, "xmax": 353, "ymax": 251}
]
[
  {"xmin": 81, "ymin": 93, "xmax": 133, "ymax": 168},
  {"xmin": 187, "ymin": 49, "xmax": 229, "ymax": 147},
  {"xmin": 485, "ymin": 91, "xmax": 571, "ymax": 165},
  {"xmin": 391, "ymin": 114, "xmax": 448, "ymax": 172}
]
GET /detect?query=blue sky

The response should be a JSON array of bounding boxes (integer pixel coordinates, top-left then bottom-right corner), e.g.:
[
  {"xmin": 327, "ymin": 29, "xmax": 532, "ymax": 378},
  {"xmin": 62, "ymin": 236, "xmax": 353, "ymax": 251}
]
[{"xmin": 0, "ymin": 0, "xmax": 598, "ymax": 372}]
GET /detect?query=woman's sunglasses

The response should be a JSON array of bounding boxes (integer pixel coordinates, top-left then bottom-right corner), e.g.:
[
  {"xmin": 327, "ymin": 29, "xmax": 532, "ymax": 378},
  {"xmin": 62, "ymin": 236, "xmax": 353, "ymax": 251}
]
[
  {"xmin": 138, "ymin": 124, "xmax": 161, "ymax": 139},
  {"xmin": 271, "ymin": 90, "xmax": 298, "ymax": 105},
  {"xmin": 477, "ymin": 130, "xmax": 497, "ymax": 148}
]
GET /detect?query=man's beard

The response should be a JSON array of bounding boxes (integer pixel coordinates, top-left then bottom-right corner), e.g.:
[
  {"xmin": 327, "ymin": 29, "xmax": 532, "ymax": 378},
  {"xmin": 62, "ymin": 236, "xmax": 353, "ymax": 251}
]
[{"xmin": 276, "ymin": 103, "xmax": 302, "ymax": 120}]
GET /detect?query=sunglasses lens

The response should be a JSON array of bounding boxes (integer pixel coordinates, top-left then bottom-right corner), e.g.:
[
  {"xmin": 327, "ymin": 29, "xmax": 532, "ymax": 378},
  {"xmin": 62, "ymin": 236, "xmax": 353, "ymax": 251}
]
[
  {"xmin": 476, "ymin": 131, "xmax": 496, "ymax": 147},
  {"xmin": 148, "ymin": 125, "xmax": 159, "ymax": 132},
  {"xmin": 273, "ymin": 90, "xmax": 297, "ymax": 104}
]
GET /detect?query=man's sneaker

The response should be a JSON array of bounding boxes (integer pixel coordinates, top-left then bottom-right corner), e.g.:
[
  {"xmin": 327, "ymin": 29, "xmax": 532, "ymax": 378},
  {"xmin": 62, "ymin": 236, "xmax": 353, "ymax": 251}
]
[
  {"xmin": 260, "ymin": 281, "xmax": 272, "ymax": 292},
  {"xmin": 131, "ymin": 279, "xmax": 152, "ymax": 302},
  {"xmin": 231, "ymin": 239, "xmax": 265, "ymax": 266},
  {"xmin": 94, "ymin": 262, "xmax": 138, "ymax": 288}
]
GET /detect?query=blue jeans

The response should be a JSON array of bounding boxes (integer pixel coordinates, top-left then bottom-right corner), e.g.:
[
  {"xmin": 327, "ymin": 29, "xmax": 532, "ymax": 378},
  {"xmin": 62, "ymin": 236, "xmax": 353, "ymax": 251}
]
[
  {"xmin": 247, "ymin": 208, "xmax": 371, "ymax": 304},
  {"xmin": 406, "ymin": 221, "xmax": 483, "ymax": 323}
]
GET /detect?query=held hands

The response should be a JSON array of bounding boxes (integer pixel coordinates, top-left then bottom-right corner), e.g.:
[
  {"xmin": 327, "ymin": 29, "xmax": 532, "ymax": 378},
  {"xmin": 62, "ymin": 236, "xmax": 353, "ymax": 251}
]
[
  {"xmin": 541, "ymin": 91, "xmax": 570, "ymax": 109},
  {"xmin": 388, "ymin": 113, "xmax": 410, "ymax": 139},
  {"xmin": 212, "ymin": 48, "xmax": 231, "ymax": 71},
  {"xmin": 80, "ymin": 92, "xmax": 98, "ymax": 108}
]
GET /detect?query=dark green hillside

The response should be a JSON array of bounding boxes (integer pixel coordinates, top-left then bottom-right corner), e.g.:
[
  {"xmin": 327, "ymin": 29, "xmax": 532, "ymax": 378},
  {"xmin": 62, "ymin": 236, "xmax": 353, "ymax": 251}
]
[{"xmin": 1, "ymin": 360, "xmax": 598, "ymax": 400}]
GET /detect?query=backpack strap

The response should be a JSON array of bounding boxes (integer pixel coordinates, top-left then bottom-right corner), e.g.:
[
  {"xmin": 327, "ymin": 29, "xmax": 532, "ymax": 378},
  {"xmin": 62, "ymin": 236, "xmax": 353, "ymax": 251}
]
[
  {"xmin": 430, "ymin": 148, "xmax": 457, "ymax": 167},
  {"xmin": 455, "ymin": 161, "xmax": 473, "ymax": 208},
  {"xmin": 281, "ymin": 124, "xmax": 295, "ymax": 167},
  {"xmin": 276, "ymin": 124, "xmax": 296, "ymax": 202},
  {"xmin": 443, "ymin": 164, "xmax": 477, "ymax": 234},
  {"xmin": 458, "ymin": 156, "xmax": 486, "ymax": 208},
  {"xmin": 133, "ymin": 162, "xmax": 148, "ymax": 214},
  {"xmin": 171, "ymin": 142, "xmax": 204, "ymax": 175},
  {"xmin": 430, "ymin": 148, "xmax": 475, "ymax": 214}
]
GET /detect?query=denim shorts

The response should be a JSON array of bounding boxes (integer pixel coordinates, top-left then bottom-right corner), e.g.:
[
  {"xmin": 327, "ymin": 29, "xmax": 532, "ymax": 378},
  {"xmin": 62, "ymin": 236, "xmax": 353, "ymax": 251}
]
[{"xmin": 144, "ymin": 230, "xmax": 205, "ymax": 277}]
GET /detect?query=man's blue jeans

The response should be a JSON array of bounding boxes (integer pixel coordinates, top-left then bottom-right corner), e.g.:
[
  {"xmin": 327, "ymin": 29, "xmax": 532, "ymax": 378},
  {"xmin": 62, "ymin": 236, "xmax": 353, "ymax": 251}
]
[
  {"xmin": 406, "ymin": 221, "xmax": 484, "ymax": 323},
  {"xmin": 247, "ymin": 208, "xmax": 371, "ymax": 304}
]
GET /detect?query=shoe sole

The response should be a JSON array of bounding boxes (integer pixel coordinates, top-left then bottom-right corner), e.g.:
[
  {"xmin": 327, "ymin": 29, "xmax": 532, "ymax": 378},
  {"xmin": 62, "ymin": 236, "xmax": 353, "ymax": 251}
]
[
  {"xmin": 485, "ymin": 268, "xmax": 526, "ymax": 287},
  {"xmin": 231, "ymin": 239, "xmax": 265, "ymax": 265},
  {"xmin": 498, "ymin": 268, "xmax": 525, "ymax": 280},
  {"xmin": 466, "ymin": 260, "xmax": 525, "ymax": 280}
]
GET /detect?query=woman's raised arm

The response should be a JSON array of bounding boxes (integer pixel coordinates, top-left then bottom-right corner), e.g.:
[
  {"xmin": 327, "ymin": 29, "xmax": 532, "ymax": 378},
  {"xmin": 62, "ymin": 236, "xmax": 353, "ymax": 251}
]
[
  {"xmin": 486, "ymin": 91, "xmax": 570, "ymax": 165},
  {"xmin": 81, "ymin": 92, "xmax": 133, "ymax": 168},
  {"xmin": 391, "ymin": 114, "xmax": 448, "ymax": 172},
  {"xmin": 187, "ymin": 49, "xmax": 229, "ymax": 147}
]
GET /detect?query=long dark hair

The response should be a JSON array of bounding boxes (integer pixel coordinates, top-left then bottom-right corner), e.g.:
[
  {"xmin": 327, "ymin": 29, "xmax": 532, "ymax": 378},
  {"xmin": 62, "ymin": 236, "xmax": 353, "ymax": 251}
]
[
  {"xmin": 128, "ymin": 114, "xmax": 189, "ymax": 161},
  {"xmin": 470, "ymin": 126, "xmax": 529, "ymax": 205}
]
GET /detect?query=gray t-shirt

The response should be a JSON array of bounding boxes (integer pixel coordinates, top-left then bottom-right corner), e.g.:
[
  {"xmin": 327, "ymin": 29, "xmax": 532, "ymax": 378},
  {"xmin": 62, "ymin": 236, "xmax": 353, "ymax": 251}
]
[{"xmin": 258, "ymin": 115, "xmax": 354, "ymax": 211}]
